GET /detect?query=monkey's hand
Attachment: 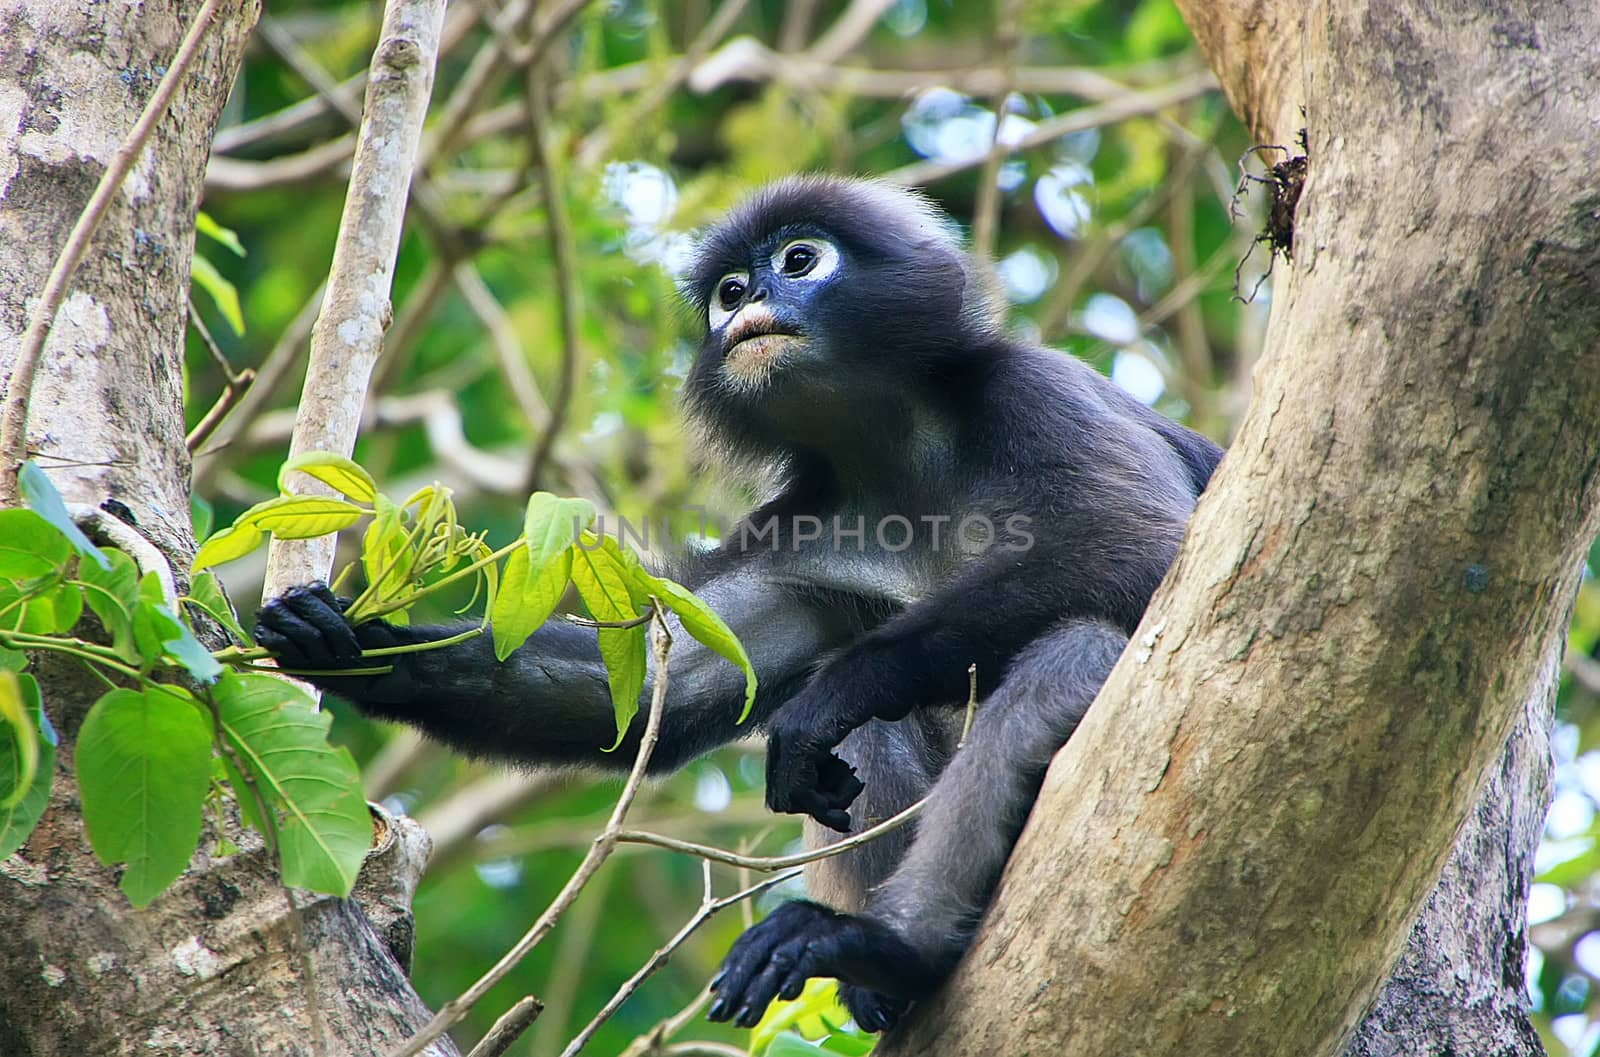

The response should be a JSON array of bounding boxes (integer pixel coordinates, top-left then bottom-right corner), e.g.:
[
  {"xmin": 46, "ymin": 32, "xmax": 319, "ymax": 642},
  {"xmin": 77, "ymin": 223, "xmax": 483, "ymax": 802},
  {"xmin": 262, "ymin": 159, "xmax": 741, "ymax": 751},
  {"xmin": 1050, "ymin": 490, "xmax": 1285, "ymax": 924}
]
[
  {"xmin": 708, "ymin": 901, "xmax": 928, "ymax": 1031},
  {"xmin": 254, "ymin": 584, "xmax": 404, "ymax": 675},
  {"xmin": 762, "ymin": 704, "xmax": 864, "ymax": 832}
]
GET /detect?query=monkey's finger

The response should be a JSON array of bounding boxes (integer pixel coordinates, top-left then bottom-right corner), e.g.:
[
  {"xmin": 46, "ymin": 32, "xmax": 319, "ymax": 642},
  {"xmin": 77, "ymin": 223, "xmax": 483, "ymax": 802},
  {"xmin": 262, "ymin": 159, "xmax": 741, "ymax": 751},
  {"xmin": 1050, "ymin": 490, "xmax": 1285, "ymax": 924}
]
[
  {"xmin": 281, "ymin": 587, "xmax": 361, "ymax": 661},
  {"xmin": 255, "ymin": 602, "xmax": 338, "ymax": 667},
  {"xmin": 710, "ymin": 924, "xmax": 785, "ymax": 1021}
]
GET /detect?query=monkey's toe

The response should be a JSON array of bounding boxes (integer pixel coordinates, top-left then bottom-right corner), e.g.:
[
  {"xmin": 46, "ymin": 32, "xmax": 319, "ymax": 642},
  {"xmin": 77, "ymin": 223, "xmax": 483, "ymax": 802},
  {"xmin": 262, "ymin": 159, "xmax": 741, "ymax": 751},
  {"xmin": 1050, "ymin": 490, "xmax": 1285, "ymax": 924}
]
[{"xmin": 838, "ymin": 983, "xmax": 909, "ymax": 1033}]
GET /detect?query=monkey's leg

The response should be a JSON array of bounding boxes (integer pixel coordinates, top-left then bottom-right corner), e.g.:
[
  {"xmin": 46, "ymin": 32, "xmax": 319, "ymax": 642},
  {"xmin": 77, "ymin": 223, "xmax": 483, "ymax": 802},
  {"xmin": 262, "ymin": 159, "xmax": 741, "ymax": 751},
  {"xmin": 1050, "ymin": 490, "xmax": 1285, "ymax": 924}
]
[{"xmin": 710, "ymin": 618, "xmax": 1127, "ymax": 1031}]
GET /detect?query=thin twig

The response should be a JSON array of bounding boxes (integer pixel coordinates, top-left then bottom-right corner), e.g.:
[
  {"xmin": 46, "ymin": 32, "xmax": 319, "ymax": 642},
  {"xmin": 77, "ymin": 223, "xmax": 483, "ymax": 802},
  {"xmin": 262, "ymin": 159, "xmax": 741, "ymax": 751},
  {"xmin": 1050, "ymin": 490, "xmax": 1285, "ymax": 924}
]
[
  {"xmin": 1035, "ymin": 140, "xmax": 1208, "ymax": 342},
  {"xmin": 522, "ymin": 64, "xmax": 582, "ymax": 494},
  {"xmin": 192, "ymin": 281, "xmax": 324, "ymax": 481},
  {"xmin": 970, "ymin": 0, "xmax": 1025, "ymax": 265},
  {"xmin": 383, "ymin": 610, "xmax": 676, "ymax": 1057},
  {"xmin": 574, "ymin": 0, "xmax": 752, "ymax": 168},
  {"xmin": 558, "ymin": 866, "xmax": 804, "ymax": 1057},
  {"xmin": 186, "ymin": 303, "xmax": 258, "ymax": 453},
  {"xmin": 467, "ymin": 996, "xmax": 545, "ymax": 1057},
  {"xmin": 884, "ymin": 71, "xmax": 1218, "ymax": 187},
  {"xmin": 616, "ymin": 986, "xmax": 717, "ymax": 1057},
  {"xmin": 616, "ymin": 794, "xmax": 925, "ymax": 872},
  {"xmin": 0, "ymin": 0, "xmax": 228, "ymax": 506}
]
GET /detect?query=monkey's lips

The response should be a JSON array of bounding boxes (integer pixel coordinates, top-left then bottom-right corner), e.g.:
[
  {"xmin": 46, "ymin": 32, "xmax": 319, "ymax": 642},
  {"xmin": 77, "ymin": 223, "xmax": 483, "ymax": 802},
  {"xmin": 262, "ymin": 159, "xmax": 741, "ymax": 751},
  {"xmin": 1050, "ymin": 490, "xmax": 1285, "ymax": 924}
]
[{"xmin": 723, "ymin": 329, "xmax": 808, "ymax": 386}]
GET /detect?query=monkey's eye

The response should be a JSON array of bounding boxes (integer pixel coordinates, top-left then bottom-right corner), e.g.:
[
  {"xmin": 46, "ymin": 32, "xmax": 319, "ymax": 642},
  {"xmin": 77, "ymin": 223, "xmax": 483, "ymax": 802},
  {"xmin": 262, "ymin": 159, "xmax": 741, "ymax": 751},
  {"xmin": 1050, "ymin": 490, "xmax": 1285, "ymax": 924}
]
[
  {"xmin": 717, "ymin": 274, "xmax": 747, "ymax": 309},
  {"xmin": 708, "ymin": 271, "xmax": 750, "ymax": 330},
  {"xmin": 772, "ymin": 239, "xmax": 841, "ymax": 283},
  {"xmin": 781, "ymin": 244, "xmax": 817, "ymax": 276}
]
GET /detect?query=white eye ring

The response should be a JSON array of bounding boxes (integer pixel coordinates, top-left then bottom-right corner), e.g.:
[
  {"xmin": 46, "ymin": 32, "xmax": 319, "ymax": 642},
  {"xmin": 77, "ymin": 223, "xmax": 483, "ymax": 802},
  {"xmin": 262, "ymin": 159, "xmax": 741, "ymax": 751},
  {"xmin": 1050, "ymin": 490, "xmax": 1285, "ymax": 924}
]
[
  {"xmin": 772, "ymin": 239, "xmax": 840, "ymax": 283},
  {"xmin": 708, "ymin": 271, "xmax": 750, "ymax": 330}
]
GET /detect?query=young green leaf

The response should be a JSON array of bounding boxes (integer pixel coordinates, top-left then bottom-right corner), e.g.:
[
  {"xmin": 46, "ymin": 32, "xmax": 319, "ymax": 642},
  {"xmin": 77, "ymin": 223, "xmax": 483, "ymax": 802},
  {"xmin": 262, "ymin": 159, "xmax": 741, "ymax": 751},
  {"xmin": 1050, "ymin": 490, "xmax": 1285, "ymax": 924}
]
[
  {"xmin": 133, "ymin": 573, "xmax": 223, "ymax": 683},
  {"xmin": 0, "ymin": 509, "xmax": 70, "ymax": 580},
  {"xmin": 79, "ymin": 548, "xmax": 140, "ymax": 662},
  {"xmin": 491, "ymin": 547, "xmax": 572, "ymax": 661},
  {"xmin": 18, "ymin": 462, "xmax": 110, "ymax": 570},
  {"xmin": 195, "ymin": 211, "xmax": 246, "ymax": 256},
  {"xmin": 190, "ymin": 493, "xmax": 215, "ymax": 542},
  {"xmin": 571, "ymin": 545, "xmax": 646, "ymax": 745},
  {"xmin": 190, "ymin": 253, "xmax": 245, "ymax": 335},
  {"xmin": 0, "ymin": 674, "xmax": 54, "ymax": 858},
  {"xmin": 644, "ymin": 572, "xmax": 758, "ymax": 720},
  {"xmin": 361, "ymin": 493, "xmax": 410, "ymax": 602},
  {"xmin": 0, "ymin": 581, "xmax": 84, "ymax": 635},
  {"xmin": 193, "ymin": 522, "xmax": 266, "ymax": 572},
  {"xmin": 279, "ymin": 452, "xmax": 379, "ymax": 504},
  {"xmin": 0, "ymin": 670, "xmax": 39, "ymax": 809},
  {"xmin": 595, "ymin": 626, "xmax": 648, "ymax": 747},
  {"xmin": 214, "ymin": 673, "xmax": 371, "ymax": 896},
  {"xmin": 76, "ymin": 687, "xmax": 212, "ymax": 907},
  {"xmin": 523, "ymin": 493, "xmax": 598, "ymax": 566},
  {"xmin": 185, "ymin": 571, "xmax": 253, "ymax": 646},
  {"xmin": 237, "ymin": 495, "xmax": 364, "ymax": 539}
]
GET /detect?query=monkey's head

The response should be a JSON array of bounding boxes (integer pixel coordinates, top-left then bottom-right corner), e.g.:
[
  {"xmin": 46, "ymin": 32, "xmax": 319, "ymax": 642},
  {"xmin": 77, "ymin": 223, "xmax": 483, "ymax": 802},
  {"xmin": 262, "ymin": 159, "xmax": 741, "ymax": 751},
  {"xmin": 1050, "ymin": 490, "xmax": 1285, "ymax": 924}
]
[{"xmin": 681, "ymin": 176, "xmax": 1002, "ymax": 458}]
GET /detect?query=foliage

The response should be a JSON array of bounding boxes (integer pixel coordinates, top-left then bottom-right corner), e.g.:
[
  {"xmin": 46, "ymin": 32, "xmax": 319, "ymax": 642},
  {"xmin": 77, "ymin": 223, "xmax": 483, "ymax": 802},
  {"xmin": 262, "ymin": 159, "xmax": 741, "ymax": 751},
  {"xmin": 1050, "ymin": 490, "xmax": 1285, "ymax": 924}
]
[
  {"xmin": 0, "ymin": 464, "xmax": 369, "ymax": 906},
  {"xmin": 199, "ymin": 451, "xmax": 756, "ymax": 743}
]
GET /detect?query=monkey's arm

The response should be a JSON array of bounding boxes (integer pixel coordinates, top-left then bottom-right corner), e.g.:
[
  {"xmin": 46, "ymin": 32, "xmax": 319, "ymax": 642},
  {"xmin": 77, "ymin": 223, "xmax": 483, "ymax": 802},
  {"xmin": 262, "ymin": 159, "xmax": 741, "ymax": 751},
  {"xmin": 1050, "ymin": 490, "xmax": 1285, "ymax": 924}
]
[
  {"xmin": 254, "ymin": 568, "xmax": 856, "ymax": 775},
  {"xmin": 761, "ymin": 536, "xmax": 1171, "ymax": 821}
]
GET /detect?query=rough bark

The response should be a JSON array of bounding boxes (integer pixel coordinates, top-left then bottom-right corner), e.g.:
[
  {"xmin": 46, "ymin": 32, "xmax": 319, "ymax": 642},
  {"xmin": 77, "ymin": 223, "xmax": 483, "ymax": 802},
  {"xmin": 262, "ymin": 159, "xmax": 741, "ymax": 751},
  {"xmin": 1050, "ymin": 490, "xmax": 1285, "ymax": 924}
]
[
  {"xmin": 0, "ymin": 3, "xmax": 455, "ymax": 1054},
  {"xmin": 884, "ymin": 3, "xmax": 1600, "ymax": 1056}
]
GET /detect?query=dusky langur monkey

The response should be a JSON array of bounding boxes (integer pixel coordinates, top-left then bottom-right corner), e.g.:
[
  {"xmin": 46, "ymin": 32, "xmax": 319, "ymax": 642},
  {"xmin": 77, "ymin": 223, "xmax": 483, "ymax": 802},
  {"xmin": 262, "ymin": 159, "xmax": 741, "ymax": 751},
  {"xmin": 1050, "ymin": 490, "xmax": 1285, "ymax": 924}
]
[{"xmin": 256, "ymin": 175, "xmax": 1222, "ymax": 1032}]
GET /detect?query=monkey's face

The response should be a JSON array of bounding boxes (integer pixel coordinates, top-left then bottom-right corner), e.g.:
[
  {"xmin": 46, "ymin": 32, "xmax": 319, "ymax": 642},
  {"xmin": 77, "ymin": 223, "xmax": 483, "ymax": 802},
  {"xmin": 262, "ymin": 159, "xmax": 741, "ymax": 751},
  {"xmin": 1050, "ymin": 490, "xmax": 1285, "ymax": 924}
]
[
  {"xmin": 681, "ymin": 176, "xmax": 999, "ymax": 453},
  {"xmin": 701, "ymin": 235, "xmax": 842, "ymax": 392}
]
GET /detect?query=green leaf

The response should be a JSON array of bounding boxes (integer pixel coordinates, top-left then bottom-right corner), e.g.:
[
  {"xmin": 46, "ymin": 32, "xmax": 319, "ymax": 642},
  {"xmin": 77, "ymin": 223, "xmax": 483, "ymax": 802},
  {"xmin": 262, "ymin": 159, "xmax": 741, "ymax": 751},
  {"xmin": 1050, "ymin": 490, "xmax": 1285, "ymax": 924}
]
[
  {"xmin": 18, "ymin": 462, "xmax": 110, "ymax": 570},
  {"xmin": 0, "ymin": 581, "xmax": 83, "ymax": 635},
  {"xmin": 0, "ymin": 647, "xmax": 23, "ymax": 671},
  {"xmin": 190, "ymin": 253, "xmax": 245, "ymax": 335},
  {"xmin": 186, "ymin": 570, "xmax": 253, "ymax": 646},
  {"xmin": 0, "ymin": 670, "xmax": 39, "ymax": 808},
  {"xmin": 193, "ymin": 522, "xmax": 266, "ymax": 572},
  {"xmin": 751, "ymin": 979, "xmax": 855, "ymax": 1055},
  {"xmin": 492, "ymin": 547, "xmax": 572, "ymax": 661},
  {"xmin": 595, "ymin": 625, "xmax": 648, "ymax": 749},
  {"xmin": 571, "ymin": 545, "xmax": 646, "ymax": 746},
  {"xmin": 79, "ymin": 548, "xmax": 140, "ymax": 663},
  {"xmin": 195, "ymin": 211, "xmax": 246, "ymax": 256},
  {"xmin": 0, "ymin": 509, "xmax": 71, "ymax": 580},
  {"xmin": 190, "ymin": 494, "xmax": 214, "ymax": 542},
  {"xmin": 214, "ymin": 673, "xmax": 370, "ymax": 895},
  {"xmin": 238, "ymin": 495, "xmax": 364, "ymax": 539},
  {"xmin": 522, "ymin": 493, "xmax": 597, "ymax": 566},
  {"xmin": 0, "ymin": 673, "xmax": 53, "ymax": 858},
  {"xmin": 133, "ymin": 573, "xmax": 223, "ymax": 683},
  {"xmin": 361, "ymin": 493, "xmax": 409, "ymax": 599},
  {"xmin": 76, "ymin": 687, "xmax": 211, "ymax": 907},
  {"xmin": 645, "ymin": 572, "xmax": 759, "ymax": 721},
  {"xmin": 279, "ymin": 452, "xmax": 378, "ymax": 504}
]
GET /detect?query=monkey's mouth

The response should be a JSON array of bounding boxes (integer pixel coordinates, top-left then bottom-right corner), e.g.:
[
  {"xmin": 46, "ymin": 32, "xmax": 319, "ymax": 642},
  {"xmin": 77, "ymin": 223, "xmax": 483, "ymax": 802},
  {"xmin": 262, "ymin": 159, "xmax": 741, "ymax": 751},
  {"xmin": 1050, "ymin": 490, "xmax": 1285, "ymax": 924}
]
[{"xmin": 722, "ymin": 317, "xmax": 807, "ymax": 386}]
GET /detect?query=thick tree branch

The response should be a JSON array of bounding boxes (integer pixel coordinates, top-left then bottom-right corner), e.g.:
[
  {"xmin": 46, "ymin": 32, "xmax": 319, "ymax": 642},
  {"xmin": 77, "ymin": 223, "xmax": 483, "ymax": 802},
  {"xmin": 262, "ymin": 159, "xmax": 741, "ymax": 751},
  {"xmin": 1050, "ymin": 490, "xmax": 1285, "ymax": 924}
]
[{"xmin": 884, "ymin": 4, "xmax": 1600, "ymax": 1055}]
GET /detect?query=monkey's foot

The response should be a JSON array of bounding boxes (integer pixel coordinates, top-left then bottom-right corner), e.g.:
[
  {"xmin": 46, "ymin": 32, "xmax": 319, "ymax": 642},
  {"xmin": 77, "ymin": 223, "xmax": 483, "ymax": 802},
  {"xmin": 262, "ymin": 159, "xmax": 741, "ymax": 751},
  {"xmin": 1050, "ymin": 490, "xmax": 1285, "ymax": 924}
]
[
  {"xmin": 707, "ymin": 901, "xmax": 931, "ymax": 1031},
  {"xmin": 838, "ymin": 983, "xmax": 910, "ymax": 1033}
]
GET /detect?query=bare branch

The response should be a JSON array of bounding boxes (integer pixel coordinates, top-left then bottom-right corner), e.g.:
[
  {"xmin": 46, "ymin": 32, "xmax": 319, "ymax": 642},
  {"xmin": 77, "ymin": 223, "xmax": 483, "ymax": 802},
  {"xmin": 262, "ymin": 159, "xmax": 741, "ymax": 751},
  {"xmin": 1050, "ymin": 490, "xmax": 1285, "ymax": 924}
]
[
  {"xmin": 884, "ymin": 71, "xmax": 1218, "ymax": 187},
  {"xmin": 466, "ymin": 996, "xmax": 545, "ymax": 1057},
  {"xmin": 0, "ymin": 0, "xmax": 228, "ymax": 506},
  {"xmin": 557, "ymin": 868, "xmax": 804, "ymax": 1057},
  {"xmin": 384, "ymin": 613, "xmax": 676, "ymax": 1057},
  {"xmin": 261, "ymin": 0, "xmax": 449, "ymax": 602}
]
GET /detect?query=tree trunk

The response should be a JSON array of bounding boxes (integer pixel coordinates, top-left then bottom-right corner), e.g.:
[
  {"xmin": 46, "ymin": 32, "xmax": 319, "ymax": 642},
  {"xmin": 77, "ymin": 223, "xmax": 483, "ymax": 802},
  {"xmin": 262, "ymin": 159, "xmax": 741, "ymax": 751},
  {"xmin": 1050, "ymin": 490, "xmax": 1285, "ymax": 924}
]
[
  {"xmin": 0, "ymin": 3, "xmax": 455, "ymax": 1053},
  {"xmin": 884, "ymin": 3, "xmax": 1600, "ymax": 1055}
]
